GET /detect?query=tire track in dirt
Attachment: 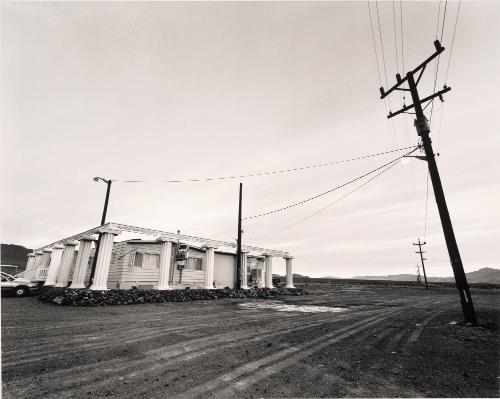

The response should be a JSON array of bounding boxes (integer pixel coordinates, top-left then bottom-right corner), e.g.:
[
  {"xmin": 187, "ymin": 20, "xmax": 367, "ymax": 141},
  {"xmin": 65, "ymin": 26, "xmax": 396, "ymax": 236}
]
[
  {"xmin": 6, "ymin": 308, "xmax": 361, "ymax": 397},
  {"xmin": 2, "ymin": 311, "xmax": 288, "ymax": 365},
  {"xmin": 175, "ymin": 303, "xmax": 436, "ymax": 398},
  {"xmin": 37, "ymin": 310, "xmax": 369, "ymax": 399},
  {"xmin": 178, "ymin": 311, "xmax": 402, "ymax": 398}
]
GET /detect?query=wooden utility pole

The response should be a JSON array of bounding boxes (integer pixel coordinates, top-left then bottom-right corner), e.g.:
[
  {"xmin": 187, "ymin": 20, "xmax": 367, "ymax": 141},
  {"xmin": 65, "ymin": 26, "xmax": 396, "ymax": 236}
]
[
  {"xmin": 236, "ymin": 183, "xmax": 243, "ymax": 289},
  {"xmin": 379, "ymin": 40, "xmax": 477, "ymax": 323},
  {"xmin": 414, "ymin": 238, "xmax": 428, "ymax": 290}
]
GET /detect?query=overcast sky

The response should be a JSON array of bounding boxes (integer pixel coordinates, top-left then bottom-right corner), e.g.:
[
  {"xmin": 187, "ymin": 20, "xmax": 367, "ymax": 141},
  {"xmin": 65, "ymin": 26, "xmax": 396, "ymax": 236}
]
[{"xmin": 2, "ymin": 1, "xmax": 499, "ymax": 278}]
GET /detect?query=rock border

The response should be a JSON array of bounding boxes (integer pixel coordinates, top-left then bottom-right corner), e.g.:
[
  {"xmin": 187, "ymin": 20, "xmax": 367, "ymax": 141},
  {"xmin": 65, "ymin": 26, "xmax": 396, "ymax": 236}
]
[{"xmin": 39, "ymin": 287, "xmax": 307, "ymax": 306}]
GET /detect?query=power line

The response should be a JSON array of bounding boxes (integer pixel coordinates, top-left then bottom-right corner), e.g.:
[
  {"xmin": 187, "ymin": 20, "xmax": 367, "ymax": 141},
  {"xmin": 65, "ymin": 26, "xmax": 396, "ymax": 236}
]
[
  {"xmin": 444, "ymin": 0, "xmax": 461, "ymax": 84},
  {"xmin": 392, "ymin": 1, "xmax": 400, "ymax": 74},
  {"xmin": 399, "ymin": 0, "xmax": 405, "ymax": 74},
  {"xmin": 248, "ymin": 159, "xmax": 401, "ymax": 240},
  {"xmin": 244, "ymin": 146, "xmax": 419, "ymax": 220},
  {"xmin": 375, "ymin": 0, "xmax": 395, "ymax": 134},
  {"xmin": 112, "ymin": 145, "xmax": 416, "ymax": 183},
  {"xmin": 375, "ymin": 2, "xmax": 390, "ymax": 93},
  {"xmin": 367, "ymin": 1, "xmax": 383, "ymax": 87},
  {"xmin": 430, "ymin": 0, "xmax": 447, "ymax": 126}
]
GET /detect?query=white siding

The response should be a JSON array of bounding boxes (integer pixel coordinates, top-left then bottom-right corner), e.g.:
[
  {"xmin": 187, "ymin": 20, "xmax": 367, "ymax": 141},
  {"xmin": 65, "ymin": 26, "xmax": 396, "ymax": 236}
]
[{"xmin": 213, "ymin": 252, "xmax": 236, "ymax": 289}]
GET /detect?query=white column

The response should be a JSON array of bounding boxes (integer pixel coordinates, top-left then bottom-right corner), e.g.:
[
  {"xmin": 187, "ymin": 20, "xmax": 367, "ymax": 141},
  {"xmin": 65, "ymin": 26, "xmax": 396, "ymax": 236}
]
[
  {"xmin": 240, "ymin": 252, "xmax": 249, "ymax": 289},
  {"xmin": 55, "ymin": 240, "xmax": 79, "ymax": 288},
  {"xmin": 44, "ymin": 245, "xmax": 65, "ymax": 286},
  {"xmin": 156, "ymin": 238, "xmax": 173, "ymax": 290},
  {"xmin": 26, "ymin": 253, "xmax": 35, "ymax": 271},
  {"xmin": 69, "ymin": 236, "xmax": 96, "ymax": 289},
  {"xmin": 285, "ymin": 256, "xmax": 295, "ymax": 288},
  {"xmin": 41, "ymin": 248, "xmax": 53, "ymax": 267},
  {"xmin": 33, "ymin": 251, "xmax": 43, "ymax": 268},
  {"xmin": 257, "ymin": 257, "xmax": 265, "ymax": 287},
  {"xmin": 90, "ymin": 228, "xmax": 121, "ymax": 291},
  {"xmin": 265, "ymin": 255, "xmax": 274, "ymax": 288},
  {"xmin": 203, "ymin": 245, "xmax": 216, "ymax": 289}
]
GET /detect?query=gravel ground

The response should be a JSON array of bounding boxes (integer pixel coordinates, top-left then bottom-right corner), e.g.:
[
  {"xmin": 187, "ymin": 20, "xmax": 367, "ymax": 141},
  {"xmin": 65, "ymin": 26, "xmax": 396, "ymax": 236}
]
[{"xmin": 1, "ymin": 284, "xmax": 498, "ymax": 398}]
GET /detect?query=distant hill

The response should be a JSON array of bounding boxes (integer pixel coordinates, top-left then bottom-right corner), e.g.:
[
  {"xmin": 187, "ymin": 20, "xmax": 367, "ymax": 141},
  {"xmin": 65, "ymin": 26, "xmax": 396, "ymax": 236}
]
[
  {"xmin": 1, "ymin": 244, "xmax": 32, "ymax": 272},
  {"xmin": 352, "ymin": 267, "xmax": 500, "ymax": 284}
]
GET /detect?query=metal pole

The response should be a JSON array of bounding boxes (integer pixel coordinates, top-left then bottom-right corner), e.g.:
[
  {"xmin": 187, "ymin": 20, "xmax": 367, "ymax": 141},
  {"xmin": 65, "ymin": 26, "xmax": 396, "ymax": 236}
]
[
  {"xmin": 407, "ymin": 72, "xmax": 476, "ymax": 323},
  {"xmin": 88, "ymin": 179, "xmax": 112, "ymax": 287},
  {"xmin": 236, "ymin": 183, "xmax": 242, "ymax": 289}
]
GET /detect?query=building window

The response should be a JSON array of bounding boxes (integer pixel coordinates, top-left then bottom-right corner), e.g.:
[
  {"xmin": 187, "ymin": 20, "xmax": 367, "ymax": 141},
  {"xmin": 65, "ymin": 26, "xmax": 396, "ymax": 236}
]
[
  {"xmin": 132, "ymin": 252, "xmax": 160, "ymax": 268},
  {"xmin": 187, "ymin": 257, "xmax": 203, "ymax": 271},
  {"xmin": 147, "ymin": 254, "xmax": 160, "ymax": 268},
  {"xmin": 134, "ymin": 252, "xmax": 144, "ymax": 267}
]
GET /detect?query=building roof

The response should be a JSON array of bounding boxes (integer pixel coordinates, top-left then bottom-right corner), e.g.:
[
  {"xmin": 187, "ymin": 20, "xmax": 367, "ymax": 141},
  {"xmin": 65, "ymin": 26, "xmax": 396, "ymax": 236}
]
[{"xmin": 34, "ymin": 222, "xmax": 290, "ymax": 257}]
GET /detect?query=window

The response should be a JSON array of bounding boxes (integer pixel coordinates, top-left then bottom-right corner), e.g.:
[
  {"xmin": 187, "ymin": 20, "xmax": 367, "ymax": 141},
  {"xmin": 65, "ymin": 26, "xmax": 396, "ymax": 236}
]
[
  {"xmin": 134, "ymin": 252, "xmax": 144, "ymax": 267},
  {"xmin": 132, "ymin": 252, "xmax": 160, "ymax": 268},
  {"xmin": 147, "ymin": 254, "xmax": 160, "ymax": 268},
  {"xmin": 187, "ymin": 257, "xmax": 203, "ymax": 271}
]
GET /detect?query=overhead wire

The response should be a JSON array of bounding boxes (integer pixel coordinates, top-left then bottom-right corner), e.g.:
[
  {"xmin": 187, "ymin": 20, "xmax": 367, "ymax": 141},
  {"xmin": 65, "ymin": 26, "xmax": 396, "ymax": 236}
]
[
  {"xmin": 367, "ymin": 1, "xmax": 383, "ymax": 88},
  {"xmin": 112, "ymin": 145, "xmax": 416, "ymax": 183},
  {"xmin": 444, "ymin": 0, "xmax": 461, "ymax": 84},
  {"xmin": 368, "ymin": 1, "xmax": 397, "ymax": 151},
  {"xmin": 399, "ymin": 0, "xmax": 405, "ymax": 74},
  {"xmin": 248, "ymin": 160, "xmax": 402, "ymax": 240},
  {"xmin": 375, "ymin": 1, "xmax": 390, "ymax": 91},
  {"xmin": 244, "ymin": 146, "xmax": 419, "ymax": 220}
]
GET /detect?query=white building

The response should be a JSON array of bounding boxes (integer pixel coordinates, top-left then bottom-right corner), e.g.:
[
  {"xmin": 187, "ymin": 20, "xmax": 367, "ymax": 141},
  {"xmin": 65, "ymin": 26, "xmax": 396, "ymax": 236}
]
[{"xmin": 19, "ymin": 222, "xmax": 295, "ymax": 290}]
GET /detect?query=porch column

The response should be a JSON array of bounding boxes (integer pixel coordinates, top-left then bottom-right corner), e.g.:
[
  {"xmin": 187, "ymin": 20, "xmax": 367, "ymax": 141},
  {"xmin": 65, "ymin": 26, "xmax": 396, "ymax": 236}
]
[
  {"xmin": 90, "ymin": 227, "xmax": 121, "ymax": 291},
  {"xmin": 33, "ymin": 251, "xmax": 43, "ymax": 268},
  {"xmin": 44, "ymin": 244, "xmax": 65, "ymax": 286},
  {"xmin": 240, "ymin": 252, "xmax": 249, "ymax": 289},
  {"xmin": 55, "ymin": 240, "xmax": 78, "ymax": 288},
  {"xmin": 284, "ymin": 256, "xmax": 295, "ymax": 288},
  {"xmin": 203, "ymin": 245, "xmax": 216, "ymax": 289},
  {"xmin": 257, "ymin": 256, "xmax": 265, "ymax": 287},
  {"xmin": 265, "ymin": 255, "xmax": 274, "ymax": 288},
  {"xmin": 69, "ymin": 236, "xmax": 96, "ymax": 289},
  {"xmin": 41, "ymin": 248, "xmax": 53, "ymax": 267},
  {"xmin": 26, "ymin": 253, "xmax": 35, "ymax": 271},
  {"xmin": 156, "ymin": 238, "xmax": 173, "ymax": 290}
]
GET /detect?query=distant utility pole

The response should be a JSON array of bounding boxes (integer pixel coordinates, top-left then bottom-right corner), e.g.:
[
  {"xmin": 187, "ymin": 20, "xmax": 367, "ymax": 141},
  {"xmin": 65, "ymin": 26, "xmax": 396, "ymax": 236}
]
[
  {"xmin": 379, "ymin": 40, "xmax": 477, "ymax": 323},
  {"xmin": 413, "ymin": 239, "xmax": 428, "ymax": 290},
  {"xmin": 88, "ymin": 177, "xmax": 112, "ymax": 287},
  {"xmin": 416, "ymin": 264, "xmax": 421, "ymax": 284},
  {"xmin": 236, "ymin": 182, "xmax": 243, "ymax": 289}
]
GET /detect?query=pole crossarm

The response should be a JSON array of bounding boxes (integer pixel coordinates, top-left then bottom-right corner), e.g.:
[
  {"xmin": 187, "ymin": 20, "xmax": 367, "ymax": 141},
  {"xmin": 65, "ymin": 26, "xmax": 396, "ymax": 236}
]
[
  {"xmin": 380, "ymin": 40, "xmax": 445, "ymax": 99},
  {"xmin": 35, "ymin": 222, "xmax": 290, "ymax": 257},
  {"xmin": 387, "ymin": 86, "xmax": 451, "ymax": 119}
]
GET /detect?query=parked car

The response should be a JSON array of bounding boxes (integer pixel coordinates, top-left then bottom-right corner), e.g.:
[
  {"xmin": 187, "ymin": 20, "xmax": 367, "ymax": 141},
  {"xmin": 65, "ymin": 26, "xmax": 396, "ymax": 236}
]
[{"xmin": 1, "ymin": 272, "xmax": 38, "ymax": 297}]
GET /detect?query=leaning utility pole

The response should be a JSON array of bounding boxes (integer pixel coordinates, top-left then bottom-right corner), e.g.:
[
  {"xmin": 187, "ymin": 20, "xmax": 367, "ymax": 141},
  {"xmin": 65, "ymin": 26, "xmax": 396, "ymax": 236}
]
[
  {"xmin": 379, "ymin": 40, "xmax": 477, "ymax": 323},
  {"xmin": 236, "ymin": 182, "xmax": 243, "ymax": 289},
  {"xmin": 413, "ymin": 238, "xmax": 428, "ymax": 290}
]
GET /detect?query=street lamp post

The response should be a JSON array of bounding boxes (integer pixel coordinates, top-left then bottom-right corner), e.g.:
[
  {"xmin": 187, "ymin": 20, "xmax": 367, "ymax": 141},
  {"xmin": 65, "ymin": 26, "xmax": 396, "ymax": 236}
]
[{"xmin": 88, "ymin": 177, "xmax": 112, "ymax": 287}]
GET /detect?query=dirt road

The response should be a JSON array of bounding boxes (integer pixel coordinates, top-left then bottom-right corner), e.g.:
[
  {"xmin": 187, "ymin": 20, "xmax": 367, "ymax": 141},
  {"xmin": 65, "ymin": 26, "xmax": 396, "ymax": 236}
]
[{"xmin": 2, "ymin": 285, "xmax": 498, "ymax": 398}]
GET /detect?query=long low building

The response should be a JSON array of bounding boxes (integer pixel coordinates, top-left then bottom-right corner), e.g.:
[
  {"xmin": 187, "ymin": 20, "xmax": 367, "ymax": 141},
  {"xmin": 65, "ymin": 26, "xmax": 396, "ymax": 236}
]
[{"xmin": 18, "ymin": 222, "xmax": 295, "ymax": 290}]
